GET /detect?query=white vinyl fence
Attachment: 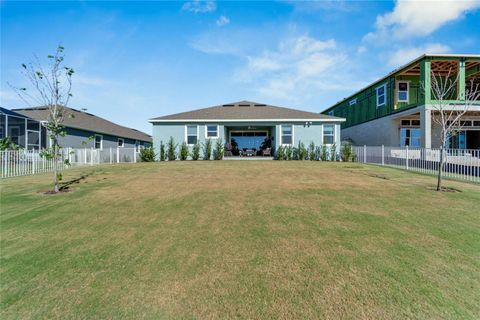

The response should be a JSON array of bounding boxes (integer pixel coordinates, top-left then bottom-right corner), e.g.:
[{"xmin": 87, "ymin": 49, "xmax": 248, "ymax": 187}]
[
  {"xmin": 354, "ymin": 146, "xmax": 480, "ymax": 183},
  {"xmin": 1, "ymin": 148, "xmax": 140, "ymax": 178}
]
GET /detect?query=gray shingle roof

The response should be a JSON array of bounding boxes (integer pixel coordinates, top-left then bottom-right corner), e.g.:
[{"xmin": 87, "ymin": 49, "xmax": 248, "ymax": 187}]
[
  {"xmin": 12, "ymin": 106, "xmax": 152, "ymax": 142},
  {"xmin": 149, "ymin": 101, "xmax": 345, "ymax": 122}
]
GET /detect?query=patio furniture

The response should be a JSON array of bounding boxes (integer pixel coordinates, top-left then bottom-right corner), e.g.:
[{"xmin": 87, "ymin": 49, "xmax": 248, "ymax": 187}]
[
  {"xmin": 245, "ymin": 149, "xmax": 256, "ymax": 157},
  {"xmin": 225, "ymin": 142, "xmax": 233, "ymax": 157},
  {"xmin": 262, "ymin": 148, "xmax": 271, "ymax": 157}
]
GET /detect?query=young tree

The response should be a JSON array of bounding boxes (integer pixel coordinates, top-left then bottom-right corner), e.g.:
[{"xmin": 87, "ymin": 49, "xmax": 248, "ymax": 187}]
[
  {"xmin": 426, "ymin": 69, "xmax": 479, "ymax": 191},
  {"xmin": 10, "ymin": 46, "xmax": 74, "ymax": 193}
]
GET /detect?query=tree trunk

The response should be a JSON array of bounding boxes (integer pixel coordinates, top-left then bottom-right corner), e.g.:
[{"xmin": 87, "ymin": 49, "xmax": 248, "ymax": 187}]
[
  {"xmin": 436, "ymin": 146, "xmax": 444, "ymax": 191},
  {"xmin": 53, "ymin": 140, "xmax": 59, "ymax": 193}
]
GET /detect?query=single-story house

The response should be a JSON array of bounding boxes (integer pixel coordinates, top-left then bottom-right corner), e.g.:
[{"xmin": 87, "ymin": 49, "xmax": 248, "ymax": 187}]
[
  {"xmin": 149, "ymin": 100, "xmax": 345, "ymax": 158},
  {"xmin": 6, "ymin": 106, "xmax": 152, "ymax": 150}
]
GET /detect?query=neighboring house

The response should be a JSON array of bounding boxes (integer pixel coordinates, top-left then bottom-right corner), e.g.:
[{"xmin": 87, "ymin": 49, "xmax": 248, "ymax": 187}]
[
  {"xmin": 0, "ymin": 107, "xmax": 43, "ymax": 149},
  {"xmin": 149, "ymin": 100, "xmax": 345, "ymax": 157},
  {"xmin": 7, "ymin": 106, "xmax": 152, "ymax": 150},
  {"xmin": 322, "ymin": 54, "xmax": 480, "ymax": 149}
]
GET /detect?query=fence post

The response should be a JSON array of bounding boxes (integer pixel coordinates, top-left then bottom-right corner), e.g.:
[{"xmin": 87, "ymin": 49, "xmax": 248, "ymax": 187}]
[
  {"xmin": 110, "ymin": 148, "xmax": 113, "ymax": 164},
  {"xmin": 117, "ymin": 147, "xmax": 120, "ymax": 163},
  {"xmin": 363, "ymin": 145, "xmax": 366, "ymax": 163},
  {"xmin": 406, "ymin": 146, "xmax": 409, "ymax": 170},
  {"xmin": 133, "ymin": 148, "xmax": 137, "ymax": 163},
  {"xmin": 90, "ymin": 148, "xmax": 94, "ymax": 166},
  {"xmin": 32, "ymin": 150, "xmax": 36, "ymax": 174},
  {"xmin": 381, "ymin": 145, "xmax": 385, "ymax": 166},
  {"xmin": 84, "ymin": 148, "xmax": 87, "ymax": 165}
]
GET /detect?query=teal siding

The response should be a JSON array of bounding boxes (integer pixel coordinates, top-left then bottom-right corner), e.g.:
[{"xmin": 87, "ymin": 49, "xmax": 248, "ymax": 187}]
[{"xmin": 152, "ymin": 121, "xmax": 342, "ymax": 159}]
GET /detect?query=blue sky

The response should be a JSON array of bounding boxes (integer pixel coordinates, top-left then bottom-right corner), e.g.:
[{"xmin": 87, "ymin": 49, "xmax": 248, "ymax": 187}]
[{"xmin": 1, "ymin": 0, "xmax": 479, "ymax": 134}]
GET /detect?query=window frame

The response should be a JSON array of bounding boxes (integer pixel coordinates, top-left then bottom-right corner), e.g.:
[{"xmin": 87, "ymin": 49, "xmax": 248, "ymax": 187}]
[
  {"xmin": 280, "ymin": 124, "xmax": 294, "ymax": 145},
  {"xmin": 94, "ymin": 134, "xmax": 103, "ymax": 150},
  {"xmin": 376, "ymin": 83, "xmax": 387, "ymax": 108},
  {"xmin": 397, "ymin": 81, "xmax": 409, "ymax": 103},
  {"xmin": 323, "ymin": 124, "xmax": 335, "ymax": 145},
  {"xmin": 205, "ymin": 124, "xmax": 219, "ymax": 139},
  {"xmin": 349, "ymin": 98, "xmax": 357, "ymax": 106},
  {"xmin": 185, "ymin": 125, "xmax": 199, "ymax": 145},
  {"xmin": 118, "ymin": 138, "xmax": 124, "ymax": 148}
]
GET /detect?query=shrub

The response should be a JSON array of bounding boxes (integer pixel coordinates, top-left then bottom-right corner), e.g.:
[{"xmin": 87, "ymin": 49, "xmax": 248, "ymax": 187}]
[
  {"xmin": 180, "ymin": 142, "xmax": 189, "ymax": 160},
  {"xmin": 203, "ymin": 139, "xmax": 212, "ymax": 160},
  {"xmin": 330, "ymin": 143, "xmax": 337, "ymax": 161},
  {"xmin": 285, "ymin": 145, "xmax": 293, "ymax": 160},
  {"xmin": 139, "ymin": 147, "xmax": 156, "ymax": 162},
  {"xmin": 0, "ymin": 137, "xmax": 20, "ymax": 151},
  {"xmin": 320, "ymin": 145, "xmax": 328, "ymax": 161},
  {"xmin": 340, "ymin": 143, "xmax": 355, "ymax": 162},
  {"xmin": 191, "ymin": 142, "xmax": 200, "ymax": 160},
  {"xmin": 276, "ymin": 145, "xmax": 284, "ymax": 160},
  {"xmin": 308, "ymin": 142, "xmax": 315, "ymax": 160},
  {"xmin": 214, "ymin": 139, "xmax": 224, "ymax": 160},
  {"xmin": 159, "ymin": 141, "xmax": 166, "ymax": 161},
  {"xmin": 167, "ymin": 137, "xmax": 177, "ymax": 161},
  {"xmin": 297, "ymin": 141, "xmax": 307, "ymax": 160}
]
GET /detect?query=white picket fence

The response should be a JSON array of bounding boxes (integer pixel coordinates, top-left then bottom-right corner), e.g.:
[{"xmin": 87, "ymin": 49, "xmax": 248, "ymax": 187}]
[
  {"xmin": 1, "ymin": 148, "xmax": 140, "ymax": 178},
  {"xmin": 354, "ymin": 146, "xmax": 480, "ymax": 183}
]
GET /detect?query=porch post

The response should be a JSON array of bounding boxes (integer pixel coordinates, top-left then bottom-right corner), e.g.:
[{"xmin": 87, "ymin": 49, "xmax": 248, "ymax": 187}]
[
  {"xmin": 420, "ymin": 107, "xmax": 432, "ymax": 148},
  {"xmin": 458, "ymin": 59, "xmax": 466, "ymax": 100},
  {"xmin": 420, "ymin": 58, "xmax": 431, "ymax": 105}
]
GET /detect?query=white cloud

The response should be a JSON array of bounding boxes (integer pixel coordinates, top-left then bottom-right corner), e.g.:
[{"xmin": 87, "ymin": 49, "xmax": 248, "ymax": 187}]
[
  {"xmin": 182, "ymin": 1, "xmax": 216, "ymax": 13},
  {"xmin": 365, "ymin": 0, "xmax": 480, "ymax": 42},
  {"xmin": 232, "ymin": 35, "xmax": 363, "ymax": 101},
  {"xmin": 216, "ymin": 15, "xmax": 230, "ymax": 26},
  {"xmin": 357, "ymin": 46, "xmax": 367, "ymax": 54},
  {"xmin": 388, "ymin": 43, "xmax": 451, "ymax": 66}
]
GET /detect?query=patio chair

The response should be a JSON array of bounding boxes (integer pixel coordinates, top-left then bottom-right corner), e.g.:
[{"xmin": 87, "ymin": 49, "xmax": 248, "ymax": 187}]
[
  {"xmin": 224, "ymin": 142, "xmax": 233, "ymax": 157},
  {"xmin": 262, "ymin": 148, "xmax": 272, "ymax": 157}
]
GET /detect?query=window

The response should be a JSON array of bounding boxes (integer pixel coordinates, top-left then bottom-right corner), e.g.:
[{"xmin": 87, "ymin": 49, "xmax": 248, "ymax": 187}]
[
  {"xmin": 376, "ymin": 84, "xmax": 386, "ymax": 108},
  {"xmin": 94, "ymin": 134, "xmax": 103, "ymax": 149},
  {"xmin": 400, "ymin": 128, "xmax": 420, "ymax": 147},
  {"xmin": 323, "ymin": 125, "xmax": 335, "ymax": 145},
  {"xmin": 397, "ymin": 81, "xmax": 409, "ymax": 103},
  {"xmin": 281, "ymin": 124, "xmax": 293, "ymax": 145},
  {"xmin": 186, "ymin": 125, "xmax": 198, "ymax": 145},
  {"xmin": 206, "ymin": 125, "xmax": 218, "ymax": 138},
  {"xmin": 118, "ymin": 138, "xmax": 124, "ymax": 147},
  {"xmin": 327, "ymin": 111, "xmax": 334, "ymax": 116},
  {"xmin": 349, "ymin": 98, "xmax": 357, "ymax": 106}
]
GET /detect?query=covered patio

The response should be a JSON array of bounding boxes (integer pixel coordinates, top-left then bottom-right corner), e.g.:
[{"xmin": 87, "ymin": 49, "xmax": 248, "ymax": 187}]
[{"xmin": 224, "ymin": 125, "xmax": 275, "ymax": 157}]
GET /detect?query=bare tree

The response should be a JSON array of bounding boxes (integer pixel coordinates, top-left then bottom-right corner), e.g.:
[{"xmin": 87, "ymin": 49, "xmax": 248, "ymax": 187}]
[
  {"xmin": 426, "ymin": 68, "xmax": 479, "ymax": 191},
  {"xmin": 10, "ymin": 46, "xmax": 74, "ymax": 193}
]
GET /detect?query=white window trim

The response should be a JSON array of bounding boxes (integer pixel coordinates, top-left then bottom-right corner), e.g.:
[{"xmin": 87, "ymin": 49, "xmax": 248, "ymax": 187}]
[
  {"xmin": 322, "ymin": 124, "xmax": 335, "ymax": 145},
  {"xmin": 397, "ymin": 81, "xmax": 410, "ymax": 103},
  {"xmin": 280, "ymin": 124, "xmax": 294, "ymax": 146},
  {"xmin": 118, "ymin": 138, "xmax": 124, "ymax": 148},
  {"xmin": 94, "ymin": 134, "xmax": 103, "ymax": 150},
  {"xmin": 376, "ymin": 83, "xmax": 387, "ymax": 108},
  {"xmin": 349, "ymin": 98, "xmax": 357, "ymax": 106},
  {"xmin": 205, "ymin": 124, "xmax": 219, "ymax": 139},
  {"xmin": 185, "ymin": 124, "xmax": 199, "ymax": 145}
]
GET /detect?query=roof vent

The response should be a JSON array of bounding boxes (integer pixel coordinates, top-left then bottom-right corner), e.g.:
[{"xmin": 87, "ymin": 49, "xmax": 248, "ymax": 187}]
[
  {"xmin": 238, "ymin": 104, "xmax": 251, "ymax": 107},
  {"xmin": 254, "ymin": 104, "xmax": 266, "ymax": 107},
  {"xmin": 223, "ymin": 104, "xmax": 234, "ymax": 107}
]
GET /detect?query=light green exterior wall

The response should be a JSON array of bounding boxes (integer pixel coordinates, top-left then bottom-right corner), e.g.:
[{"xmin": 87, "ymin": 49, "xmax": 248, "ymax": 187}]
[{"xmin": 151, "ymin": 121, "xmax": 342, "ymax": 159}]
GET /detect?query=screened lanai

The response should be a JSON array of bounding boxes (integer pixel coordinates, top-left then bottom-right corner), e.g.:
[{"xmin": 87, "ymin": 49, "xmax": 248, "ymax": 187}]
[{"xmin": 0, "ymin": 107, "xmax": 46, "ymax": 150}]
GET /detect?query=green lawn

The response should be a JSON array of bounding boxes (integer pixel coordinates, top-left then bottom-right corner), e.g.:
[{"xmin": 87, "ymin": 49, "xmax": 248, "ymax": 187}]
[{"xmin": 1, "ymin": 161, "xmax": 479, "ymax": 319}]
